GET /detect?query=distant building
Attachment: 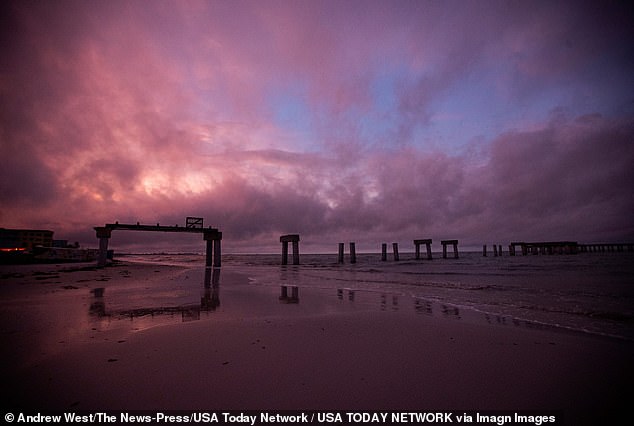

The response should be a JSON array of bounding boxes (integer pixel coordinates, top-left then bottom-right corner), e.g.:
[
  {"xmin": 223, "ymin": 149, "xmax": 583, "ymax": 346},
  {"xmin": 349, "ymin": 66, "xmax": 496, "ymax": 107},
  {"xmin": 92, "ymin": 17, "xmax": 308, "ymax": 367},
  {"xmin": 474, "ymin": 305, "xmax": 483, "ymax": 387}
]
[{"xmin": 0, "ymin": 228, "xmax": 54, "ymax": 251}]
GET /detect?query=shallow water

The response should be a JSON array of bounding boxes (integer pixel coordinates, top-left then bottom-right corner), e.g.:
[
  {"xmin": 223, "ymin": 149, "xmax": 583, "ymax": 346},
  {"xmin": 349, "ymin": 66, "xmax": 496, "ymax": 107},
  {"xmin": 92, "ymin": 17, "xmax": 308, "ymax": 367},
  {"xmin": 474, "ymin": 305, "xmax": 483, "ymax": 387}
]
[
  {"xmin": 122, "ymin": 251, "xmax": 634, "ymax": 340},
  {"xmin": 1, "ymin": 250, "xmax": 632, "ymax": 366}
]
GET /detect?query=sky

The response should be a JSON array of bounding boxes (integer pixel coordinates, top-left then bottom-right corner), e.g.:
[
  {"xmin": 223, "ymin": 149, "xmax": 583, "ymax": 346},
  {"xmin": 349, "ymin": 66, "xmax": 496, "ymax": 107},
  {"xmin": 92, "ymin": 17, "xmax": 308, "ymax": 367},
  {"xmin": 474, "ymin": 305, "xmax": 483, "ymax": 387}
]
[{"xmin": 1, "ymin": 0, "xmax": 633, "ymax": 253}]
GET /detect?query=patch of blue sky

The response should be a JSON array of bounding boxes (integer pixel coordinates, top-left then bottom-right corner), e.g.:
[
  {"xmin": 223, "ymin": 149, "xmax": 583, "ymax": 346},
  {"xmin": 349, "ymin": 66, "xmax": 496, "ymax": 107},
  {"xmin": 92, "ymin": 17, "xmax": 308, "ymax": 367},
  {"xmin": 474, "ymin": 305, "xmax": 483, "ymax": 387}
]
[
  {"xmin": 423, "ymin": 71, "xmax": 573, "ymax": 155},
  {"xmin": 268, "ymin": 88, "xmax": 320, "ymax": 152},
  {"xmin": 357, "ymin": 71, "xmax": 406, "ymax": 146},
  {"xmin": 370, "ymin": 72, "xmax": 399, "ymax": 114}
]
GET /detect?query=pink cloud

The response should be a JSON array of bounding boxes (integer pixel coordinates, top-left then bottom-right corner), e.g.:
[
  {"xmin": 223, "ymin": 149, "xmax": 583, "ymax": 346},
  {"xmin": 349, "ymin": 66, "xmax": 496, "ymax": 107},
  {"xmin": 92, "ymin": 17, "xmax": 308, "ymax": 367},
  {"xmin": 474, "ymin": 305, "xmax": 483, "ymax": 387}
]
[{"xmin": 1, "ymin": 1, "xmax": 632, "ymax": 252}]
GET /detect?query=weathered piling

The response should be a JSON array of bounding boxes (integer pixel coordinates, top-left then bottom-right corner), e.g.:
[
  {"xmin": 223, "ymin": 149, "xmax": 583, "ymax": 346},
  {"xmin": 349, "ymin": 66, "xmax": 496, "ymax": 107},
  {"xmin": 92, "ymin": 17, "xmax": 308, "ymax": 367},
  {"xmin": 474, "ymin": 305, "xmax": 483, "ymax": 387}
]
[
  {"xmin": 338, "ymin": 242, "xmax": 356, "ymax": 263},
  {"xmin": 280, "ymin": 234, "xmax": 300, "ymax": 265},
  {"xmin": 483, "ymin": 244, "xmax": 487, "ymax": 257},
  {"xmin": 493, "ymin": 244, "xmax": 498, "ymax": 257},
  {"xmin": 441, "ymin": 240, "xmax": 459, "ymax": 259},
  {"xmin": 392, "ymin": 243, "xmax": 400, "ymax": 261},
  {"xmin": 381, "ymin": 243, "xmax": 387, "ymax": 261},
  {"xmin": 413, "ymin": 239, "xmax": 433, "ymax": 260},
  {"xmin": 95, "ymin": 227, "xmax": 111, "ymax": 267}
]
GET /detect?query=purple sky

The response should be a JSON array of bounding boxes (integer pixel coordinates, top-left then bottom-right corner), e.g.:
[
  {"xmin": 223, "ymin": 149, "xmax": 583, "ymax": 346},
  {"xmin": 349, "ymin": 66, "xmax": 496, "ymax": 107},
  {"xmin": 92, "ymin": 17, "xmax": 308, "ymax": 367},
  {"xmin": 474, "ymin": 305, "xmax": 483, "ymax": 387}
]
[{"xmin": 1, "ymin": 0, "xmax": 633, "ymax": 253}]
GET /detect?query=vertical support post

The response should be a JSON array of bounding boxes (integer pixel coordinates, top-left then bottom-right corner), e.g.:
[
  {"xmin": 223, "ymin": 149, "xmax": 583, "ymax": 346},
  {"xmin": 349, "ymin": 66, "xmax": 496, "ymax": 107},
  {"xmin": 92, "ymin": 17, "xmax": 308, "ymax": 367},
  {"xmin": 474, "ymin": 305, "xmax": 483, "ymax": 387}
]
[
  {"xmin": 213, "ymin": 237, "xmax": 222, "ymax": 267},
  {"xmin": 281, "ymin": 241, "xmax": 289, "ymax": 265},
  {"xmin": 349, "ymin": 242, "xmax": 356, "ymax": 264},
  {"xmin": 483, "ymin": 244, "xmax": 487, "ymax": 257},
  {"xmin": 204, "ymin": 230, "xmax": 222, "ymax": 268},
  {"xmin": 206, "ymin": 239, "xmax": 214, "ymax": 267},
  {"xmin": 453, "ymin": 242, "xmax": 459, "ymax": 259},
  {"xmin": 292, "ymin": 240, "xmax": 300, "ymax": 265},
  {"xmin": 426, "ymin": 242, "xmax": 432, "ymax": 260},
  {"xmin": 381, "ymin": 243, "xmax": 387, "ymax": 261},
  {"xmin": 493, "ymin": 244, "xmax": 498, "ymax": 257},
  {"xmin": 98, "ymin": 236, "xmax": 109, "ymax": 267},
  {"xmin": 338, "ymin": 243, "xmax": 345, "ymax": 264},
  {"xmin": 415, "ymin": 242, "xmax": 421, "ymax": 260},
  {"xmin": 442, "ymin": 243, "xmax": 447, "ymax": 259},
  {"xmin": 95, "ymin": 227, "xmax": 112, "ymax": 268},
  {"xmin": 509, "ymin": 245, "xmax": 515, "ymax": 256},
  {"xmin": 392, "ymin": 243, "xmax": 399, "ymax": 261},
  {"xmin": 498, "ymin": 245, "xmax": 502, "ymax": 256}
]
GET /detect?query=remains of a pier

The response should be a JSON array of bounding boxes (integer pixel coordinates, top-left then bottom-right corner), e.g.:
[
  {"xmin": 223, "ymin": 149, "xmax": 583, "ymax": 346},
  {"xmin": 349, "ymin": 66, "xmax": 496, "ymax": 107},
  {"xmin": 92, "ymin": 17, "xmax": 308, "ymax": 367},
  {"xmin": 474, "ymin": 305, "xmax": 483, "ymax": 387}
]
[
  {"xmin": 509, "ymin": 241, "xmax": 578, "ymax": 255},
  {"xmin": 94, "ymin": 217, "xmax": 222, "ymax": 268},
  {"xmin": 441, "ymin": 240, "xmax": 459, "ymax": 259},
  {"xmin": 578, "ymin": 243, "xmax": 634, "ymax": 253},
  {"xmin": 413, "ymin": 239, "xmax": 433, "ymax": 260},
  {"xmin": 280, "ymin": 234, "xmax": 300, "ymax": 265},
  {"xmin": 338, "ymin": 242, "xmax": 357, "ymax": 263}
]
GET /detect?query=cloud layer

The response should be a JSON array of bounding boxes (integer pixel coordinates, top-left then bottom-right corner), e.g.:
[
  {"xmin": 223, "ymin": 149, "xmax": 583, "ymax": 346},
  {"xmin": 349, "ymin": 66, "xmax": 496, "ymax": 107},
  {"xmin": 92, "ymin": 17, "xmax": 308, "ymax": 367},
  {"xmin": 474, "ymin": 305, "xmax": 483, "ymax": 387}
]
[{"xmin": 1, "ymin": 0, "xmax": 633, "ymax": 252}]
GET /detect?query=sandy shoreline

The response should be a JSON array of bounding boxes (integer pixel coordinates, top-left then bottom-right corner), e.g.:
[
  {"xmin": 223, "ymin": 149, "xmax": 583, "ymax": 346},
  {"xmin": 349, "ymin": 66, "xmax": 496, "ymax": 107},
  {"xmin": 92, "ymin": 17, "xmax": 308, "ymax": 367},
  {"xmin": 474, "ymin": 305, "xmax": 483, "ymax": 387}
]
[{"xmin": 1, "ymin": 261, "xmax": 632, "ymax": 424}]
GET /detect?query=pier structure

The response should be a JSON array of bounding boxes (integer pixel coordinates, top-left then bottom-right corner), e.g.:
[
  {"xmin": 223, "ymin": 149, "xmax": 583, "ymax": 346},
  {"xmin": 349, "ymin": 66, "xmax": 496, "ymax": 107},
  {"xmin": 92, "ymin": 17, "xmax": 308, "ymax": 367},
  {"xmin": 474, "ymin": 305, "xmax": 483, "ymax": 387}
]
[
  {"xmin": 440, "ymin": 240, "xmax": 459, "ymax": 259},
  {"xmin": 337, "ymin": 242, "xmax": 357, "ymax": 264},
  {"xmin": 413, "ymin": 239, "xmax": 433, "ymax": 260},
  {"xmin": 94, "ymin": 218, "xmax": 221, "ymax": 268},
  {"xmin": 280, "ymin": 234, "xmax": 300, "ymax": 265},
  {"xmin": 578, "ymin": 243, "xmax": 634, "ymax": 253},
  {"xmin": 509, "ymin": 241, "xmax": 578, "ymax": 256}
]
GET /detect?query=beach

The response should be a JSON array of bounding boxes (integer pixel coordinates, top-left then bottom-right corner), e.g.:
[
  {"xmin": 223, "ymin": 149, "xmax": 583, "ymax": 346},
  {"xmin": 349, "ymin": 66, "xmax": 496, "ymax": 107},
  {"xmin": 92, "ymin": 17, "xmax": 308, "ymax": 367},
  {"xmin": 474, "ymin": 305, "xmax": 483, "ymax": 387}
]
[{"xmin": 1, "ymin": 258, "xmax": 632, "ymax": 425}]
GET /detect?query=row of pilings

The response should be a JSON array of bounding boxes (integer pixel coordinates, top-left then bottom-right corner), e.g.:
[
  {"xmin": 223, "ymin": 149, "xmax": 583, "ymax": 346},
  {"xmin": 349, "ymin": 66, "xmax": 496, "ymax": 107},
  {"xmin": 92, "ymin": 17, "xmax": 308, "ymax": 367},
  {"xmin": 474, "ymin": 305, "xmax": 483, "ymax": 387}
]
[
  {"xmin": 280, "ymin": 235, "xmax": 461, "ymax": 265},
  {"xmin": 280, "ymin": 235, "xmax": 634, "ymax": 265}
]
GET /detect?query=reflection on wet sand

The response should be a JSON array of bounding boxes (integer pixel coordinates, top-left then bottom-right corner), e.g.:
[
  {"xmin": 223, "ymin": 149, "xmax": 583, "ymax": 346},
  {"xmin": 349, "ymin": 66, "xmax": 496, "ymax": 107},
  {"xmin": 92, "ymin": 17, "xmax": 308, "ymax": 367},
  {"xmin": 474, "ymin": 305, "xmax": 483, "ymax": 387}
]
[
  {"xmin": 279, "ymin": 285, "xmax": 299, "ymax": 304},
  {"xmin": 337, "ymin": 288, "xmax": 355, "ymax": 301},
  {"xmin": 89, "ymin": 267, "xmax": 221, "ymax": 322},
  {"xmin": 334, "ymin": 286, "xmax": 559, "ymax": 333}
]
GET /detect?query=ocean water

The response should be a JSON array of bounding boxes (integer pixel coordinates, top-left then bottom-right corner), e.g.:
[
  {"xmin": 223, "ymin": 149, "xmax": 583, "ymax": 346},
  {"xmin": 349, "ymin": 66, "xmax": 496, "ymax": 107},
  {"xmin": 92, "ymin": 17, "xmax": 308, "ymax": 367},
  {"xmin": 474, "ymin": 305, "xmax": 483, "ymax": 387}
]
[{"xmin": 121, "ymin": 251, "xmax": 634, "ymax": 340}]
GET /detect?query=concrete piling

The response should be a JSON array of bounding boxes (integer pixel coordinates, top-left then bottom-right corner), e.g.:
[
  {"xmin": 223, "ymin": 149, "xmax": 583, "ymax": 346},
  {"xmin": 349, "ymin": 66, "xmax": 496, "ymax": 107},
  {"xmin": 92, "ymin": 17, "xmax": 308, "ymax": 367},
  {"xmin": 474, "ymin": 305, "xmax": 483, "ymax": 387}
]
[
  {"xmin": 280, "ymin": 234, "xmax": 300, "ymax": 265},
  {"xmin": 413, "ymin": 239, "xmax": 433, "ymax": 260},
  {"xmin": 441, "ymin": 240, "xmax": 459, "ymax": 259}
]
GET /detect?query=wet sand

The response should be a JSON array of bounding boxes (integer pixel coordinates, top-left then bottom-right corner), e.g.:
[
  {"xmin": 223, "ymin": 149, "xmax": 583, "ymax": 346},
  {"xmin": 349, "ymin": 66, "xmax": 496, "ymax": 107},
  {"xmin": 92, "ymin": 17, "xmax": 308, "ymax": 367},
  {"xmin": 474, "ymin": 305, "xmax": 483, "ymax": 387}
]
[{"xmin": 1, "ymin": 262, "xmax": 632, "ymax": 424}]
